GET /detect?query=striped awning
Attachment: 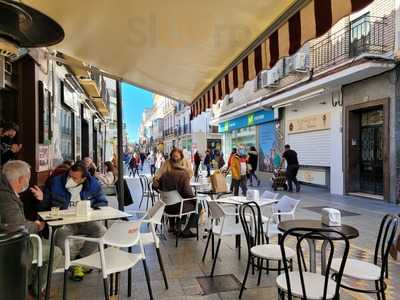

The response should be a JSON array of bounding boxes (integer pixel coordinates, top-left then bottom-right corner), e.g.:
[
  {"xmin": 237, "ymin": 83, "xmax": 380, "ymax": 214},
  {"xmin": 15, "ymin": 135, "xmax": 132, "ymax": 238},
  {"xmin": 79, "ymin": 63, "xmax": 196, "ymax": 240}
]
[{"xmin": 190, "ymin": 0, "xmax": 373, "ymax": 118}]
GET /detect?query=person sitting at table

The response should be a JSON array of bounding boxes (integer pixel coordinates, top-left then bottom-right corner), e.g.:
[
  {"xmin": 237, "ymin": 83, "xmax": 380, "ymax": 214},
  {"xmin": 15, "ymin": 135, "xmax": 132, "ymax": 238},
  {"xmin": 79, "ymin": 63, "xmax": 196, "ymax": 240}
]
[
  {"xmin": 153, "ymin": 147, "xmax": 194, "ymax": 181},
  {"xmin": 95, "ymin": 161, "xmax": 117, "ymax": 185},
  {"xmin": 31, "ymin": 161, "xmax": 107, "ymax": 281},
  {"xmin": 0, "ymin": 160, "xmax": 62, "ymax": 298},
  {"xmin": 153, "ymin": 148, "xmax": 197, "ymax": 238}
]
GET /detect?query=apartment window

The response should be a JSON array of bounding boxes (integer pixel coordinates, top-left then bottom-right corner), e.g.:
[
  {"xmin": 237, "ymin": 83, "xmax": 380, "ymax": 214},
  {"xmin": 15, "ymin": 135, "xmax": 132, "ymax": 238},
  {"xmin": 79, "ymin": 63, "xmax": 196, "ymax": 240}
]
[{"xmin": 350, "ymin": 13, "xmax": 370, "ymax": 56}]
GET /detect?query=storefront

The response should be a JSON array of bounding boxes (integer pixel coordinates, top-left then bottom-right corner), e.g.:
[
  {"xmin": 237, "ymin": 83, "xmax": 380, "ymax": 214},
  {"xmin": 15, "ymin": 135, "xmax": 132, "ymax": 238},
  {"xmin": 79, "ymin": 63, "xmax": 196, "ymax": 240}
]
[{"xmin": 219, "ymin": 110, "xmax": 278, "ymax": 172}]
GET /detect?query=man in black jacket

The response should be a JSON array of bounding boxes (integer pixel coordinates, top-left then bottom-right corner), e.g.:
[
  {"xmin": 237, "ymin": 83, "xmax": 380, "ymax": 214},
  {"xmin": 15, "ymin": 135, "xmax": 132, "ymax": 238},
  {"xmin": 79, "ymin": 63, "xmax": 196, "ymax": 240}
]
[{"xmin": 281, "ymin": 144, "xmax": 300, "ymax": 192}]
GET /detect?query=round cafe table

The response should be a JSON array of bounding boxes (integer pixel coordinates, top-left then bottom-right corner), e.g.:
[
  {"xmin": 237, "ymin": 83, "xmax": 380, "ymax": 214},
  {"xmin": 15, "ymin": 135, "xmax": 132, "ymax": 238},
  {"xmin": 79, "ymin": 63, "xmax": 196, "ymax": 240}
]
[{"xmin": 278, "ymin": 219, "xmax": 359, "ymax": 273}]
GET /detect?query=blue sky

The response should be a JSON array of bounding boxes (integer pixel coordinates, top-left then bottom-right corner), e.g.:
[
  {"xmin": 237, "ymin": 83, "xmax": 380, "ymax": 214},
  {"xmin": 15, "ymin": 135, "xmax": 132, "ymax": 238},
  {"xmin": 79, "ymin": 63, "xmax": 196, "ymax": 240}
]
[{"xmin": 122, "ymin": 83, "xmax": 153, "ymax": 143}]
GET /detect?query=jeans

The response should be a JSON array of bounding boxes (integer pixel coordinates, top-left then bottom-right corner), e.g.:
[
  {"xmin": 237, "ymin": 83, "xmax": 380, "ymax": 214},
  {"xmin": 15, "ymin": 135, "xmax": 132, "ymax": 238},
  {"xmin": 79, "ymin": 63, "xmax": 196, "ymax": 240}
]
[
  {"xmin": 150, "ymin": 164, "xmax": 156, "ymax": 176},
  {"xmin": 55, "ymin": 221, "xmax": 107, "ymax": 259},
  {"xmin": 206, "ymin": 164, "xmax": 211, "ymax": 177},
  {"xmin": 248, "ymin": 169, "xmax": 259, "ymax": 185},
  {"xmin": 232, "ymin": 175, "xmax": 247, "ymax": 196},
  {"xmin": 286, "ymin": 164, "xmax": 300, "ymax": 192},
  {"xmin": 194, "ymin": 164, "xmax": 200, "ymax": 179}
]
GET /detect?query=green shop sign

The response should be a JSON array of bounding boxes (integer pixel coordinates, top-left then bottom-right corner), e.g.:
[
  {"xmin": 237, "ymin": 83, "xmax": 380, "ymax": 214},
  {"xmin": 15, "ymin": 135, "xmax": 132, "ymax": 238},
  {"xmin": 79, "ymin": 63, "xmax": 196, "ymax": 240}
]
[{"xmin": 219, "ymin": 110, "xmax": 274, "ymax": 133}]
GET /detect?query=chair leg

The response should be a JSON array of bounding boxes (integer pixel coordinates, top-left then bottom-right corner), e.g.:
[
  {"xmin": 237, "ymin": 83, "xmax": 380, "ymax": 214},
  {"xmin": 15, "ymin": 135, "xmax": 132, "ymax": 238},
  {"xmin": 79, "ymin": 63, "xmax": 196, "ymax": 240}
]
[
  {"xmin": 252, "ymin": 256, "xmax": 255, "ymax": 275},
  {"xmin": 375, "ymin": 281, "xmax": 381, "ymax": 300},
  {"xmin": 109, "ymin": 274, "xmax": 114, "ymax": 296},
  {"xmin": 128, "ymin": 247, "xmax": 132, "ymax": 297},
  {"xmin": 63, "ymin": 269, "xmax": 68, "ymax": 300},
  {"xmin": 278, "ymin": 260, "xmax": 281, "ymax": 275},
  {"xmin": 211, "ymin": 234, "xmax": 215, "ymax": 259},
  {"xmin": 266, "ymin": 259, "xmax": 269, "ymax": 275},
  {"xmin": 239, "ymin": 257, "xmax": 251, "ymax": 299},
  {"xmin": 103, "ymin": 278, "xmax": 110, "ymax": 300},
  {"xmin": 257, "ymin": 258, "xmax": 263, "ymax": 286},
  {"xmin": 238, "ymin": 235, "xmax": 241, "ymax": 260},
  {"xmin": 380, "ymin": 279, "xmax": 386, "ymax": 300},
  {"xmin": 176, "ymin": 218, "xmax": 181, "ymax": 247},
  {"xmin": 202, "ymin": 230, "xmax": 212, "ymax": 262},
  {"xmin": 142, "ymin": 259, "xmax": 154, "ymax": 300},
  {"xmin": 210, "ymin": 238, "xmax": 222, "ymax": 277},
  {"xmin": 37, "ymin": 266, "xmax": 41, "ymax": 300},
  {"xmin": 156, "ymin": 247, "xmax": 169, "ymax": 289},
  {"xmin": 196, "ymin": 214, "xmax": 199, "ymax": 241},
  {"xmin": 115, "ymin": 272, "xmax": 119, "ymax": 296}
]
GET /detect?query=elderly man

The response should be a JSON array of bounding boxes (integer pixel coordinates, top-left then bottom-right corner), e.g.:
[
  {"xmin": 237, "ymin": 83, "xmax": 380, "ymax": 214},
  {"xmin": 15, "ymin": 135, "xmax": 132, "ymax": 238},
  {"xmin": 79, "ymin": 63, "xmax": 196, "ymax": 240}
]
[
  {"xmin": 32, "ymin": 161, "xmax": 107, "ymax": 281},
  {"xmin": 0, "ymin": 160, "xmax": 62, "ymax": 298}
]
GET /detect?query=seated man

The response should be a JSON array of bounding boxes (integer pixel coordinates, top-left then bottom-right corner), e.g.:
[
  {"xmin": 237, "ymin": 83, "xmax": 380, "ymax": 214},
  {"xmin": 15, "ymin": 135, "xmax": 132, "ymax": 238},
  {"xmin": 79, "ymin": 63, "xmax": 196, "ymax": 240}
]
[
  {"xmin": 32, "ymin": 161, "xmax": 107, "ymax": 281},
  {"xmin": 153, "ymin": 148, "xmax": 197, "ymax": 238},
  {"xmin": 0, "ymin": 160, "xmax": 62, "ymax": 298}
]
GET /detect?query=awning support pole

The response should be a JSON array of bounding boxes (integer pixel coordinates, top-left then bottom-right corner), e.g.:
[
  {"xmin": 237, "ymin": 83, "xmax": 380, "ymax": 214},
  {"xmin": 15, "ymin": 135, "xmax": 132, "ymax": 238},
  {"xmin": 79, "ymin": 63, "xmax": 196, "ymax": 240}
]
[{"xmin": 116, "ymin": 80, "xmax": 125, "ymax": 211}]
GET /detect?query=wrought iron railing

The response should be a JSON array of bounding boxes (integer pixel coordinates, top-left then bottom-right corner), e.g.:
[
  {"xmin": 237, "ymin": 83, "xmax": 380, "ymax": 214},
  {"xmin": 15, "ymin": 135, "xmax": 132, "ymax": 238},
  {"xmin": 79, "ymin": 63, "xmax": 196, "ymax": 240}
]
[{"xmin": 310, "ymin": 16, "xmax": 393, "ymax": 71}]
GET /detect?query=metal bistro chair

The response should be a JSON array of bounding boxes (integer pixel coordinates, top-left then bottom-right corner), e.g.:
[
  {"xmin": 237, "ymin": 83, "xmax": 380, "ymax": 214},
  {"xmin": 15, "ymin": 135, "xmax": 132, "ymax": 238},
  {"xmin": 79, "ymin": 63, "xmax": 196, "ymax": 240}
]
[
  {"xmin": 331, "ymin": 214, "xmax": 399, "ymax": 300},
  {"xmin": 63, "ymin": 221, "xmax": 154, "ymax": 300},
  {"xmin": 139, "ymin": 175, "xmax": 152, "ymax": 209},
  {"xmin": 202, "ymin": 199, "xmax": 244, "ymax": 277},
  {"xmin": 161, "ymin": 190, "xmax": 199, "ymax": 247},
  {"xmin": 239, "ymin": 202, "xmax": 295, "ymax": 299},
  {"xmin": 277, "ymin": 227, "xmax": 350, "ymax": 300}
]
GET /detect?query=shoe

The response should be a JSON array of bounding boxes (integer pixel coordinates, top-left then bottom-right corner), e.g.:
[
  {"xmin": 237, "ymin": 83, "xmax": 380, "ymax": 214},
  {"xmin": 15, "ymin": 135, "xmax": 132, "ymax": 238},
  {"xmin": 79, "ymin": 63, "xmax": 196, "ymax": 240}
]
[
  {"xmin": 180, "ymin": 231, "xmax": 197, "ymax": 238},
  {"xmin": 70, "ymin": 266, "xmax": 85, "ymax": 281},
  {"xmin": 296, "ymin": 185, "xmax": 301, "ymax": 192},
  {"xmin": 257, "ymin": 180, "xmax": 261, "ymax": 187}
]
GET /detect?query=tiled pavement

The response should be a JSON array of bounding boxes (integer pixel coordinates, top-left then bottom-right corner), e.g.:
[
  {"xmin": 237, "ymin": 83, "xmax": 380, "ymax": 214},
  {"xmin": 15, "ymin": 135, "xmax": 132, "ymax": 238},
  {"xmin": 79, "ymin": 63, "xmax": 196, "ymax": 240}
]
[{"xmin": 49, "ymin": 170, "xmax": 400, "ymax": 300}]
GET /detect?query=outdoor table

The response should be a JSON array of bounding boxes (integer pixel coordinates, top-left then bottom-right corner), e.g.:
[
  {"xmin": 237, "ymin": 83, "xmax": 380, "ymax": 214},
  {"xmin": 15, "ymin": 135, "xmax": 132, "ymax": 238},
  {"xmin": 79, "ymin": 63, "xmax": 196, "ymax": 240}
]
[
  {"xmin": 190, "ymin": 181, "xmax": 209, "ymax": 195},
  {"xmin": 214, "ymin": 196, "xmax": 278, "ymax": 207},
  {"xmin": 38, "ymin": 206, "xmax": 131, "ymax": 300},
  {"xmin": 278, "ymin": 219, "xmax": 359, "ymax": 273},
  {"xmin": 197, "ymin": 190, "xmax": 232, "ymax": 200}
]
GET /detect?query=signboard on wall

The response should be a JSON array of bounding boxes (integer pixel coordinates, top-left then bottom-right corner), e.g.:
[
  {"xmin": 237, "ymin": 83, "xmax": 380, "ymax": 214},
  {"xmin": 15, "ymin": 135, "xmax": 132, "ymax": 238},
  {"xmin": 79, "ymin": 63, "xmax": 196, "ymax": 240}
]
[
  {"xmin": 38, "ymin": 144, "xmax": 50, "ymax": 171},
  {"xmin": 258, "ymin": 122, "xmax": 282, "ymax": 172},
  {"xmin": 288, "ymin": 112, "xmax": 331, "ymax": 134},
  {"xmin": 297, "ymin": 168, "xmax": 327, "ymax": 186},
  {"xmin": 219, "ymin": 110, "xmax": 274, "ymax": 133}
]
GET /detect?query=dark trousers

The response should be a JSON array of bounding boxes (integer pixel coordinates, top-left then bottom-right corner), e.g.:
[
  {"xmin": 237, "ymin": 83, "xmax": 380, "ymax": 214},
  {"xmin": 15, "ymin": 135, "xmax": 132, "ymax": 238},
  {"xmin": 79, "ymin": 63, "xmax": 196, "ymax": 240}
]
[
  {"xmin": 206, "ymin": 164, "xmax": 211, "ymax": 177},
  {"xmin": 232, "ymin": 175, "xmax": 247, "ymax": 196},
  {"xmin": 150, "ymin": 164, "xmax": 156, "ymax": 176},
  {"xmin": 286, "ymin": 165, "xmax": 300, "ymax": 192},
  {"xmin": 248, "ymin": 169, "xmax": 259, "ymax": 185},
  {"xmin": 194, "ymin": 164, "xmax": 200, "ymax": 179}
]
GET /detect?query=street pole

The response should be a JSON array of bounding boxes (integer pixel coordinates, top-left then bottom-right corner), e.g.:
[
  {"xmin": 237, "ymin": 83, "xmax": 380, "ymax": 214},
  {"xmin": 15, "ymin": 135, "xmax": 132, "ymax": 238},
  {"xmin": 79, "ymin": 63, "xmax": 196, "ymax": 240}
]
[{"xmin": 116, "ymin": 80, "xmax": 125, "ymax": 211}]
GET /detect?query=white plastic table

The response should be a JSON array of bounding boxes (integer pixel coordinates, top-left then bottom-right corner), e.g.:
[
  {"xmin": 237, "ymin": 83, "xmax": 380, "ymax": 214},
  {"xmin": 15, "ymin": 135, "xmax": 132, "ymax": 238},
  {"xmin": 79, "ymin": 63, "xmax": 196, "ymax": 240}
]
[{"xmin": 39, "ymin": 207, "xmax": 131, "ymax": 300}]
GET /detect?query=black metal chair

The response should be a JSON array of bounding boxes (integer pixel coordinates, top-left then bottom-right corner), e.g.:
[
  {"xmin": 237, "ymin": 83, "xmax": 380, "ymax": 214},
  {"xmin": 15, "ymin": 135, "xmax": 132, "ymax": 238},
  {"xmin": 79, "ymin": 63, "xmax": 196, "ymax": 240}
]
[
  {"xmin": 331, "ymin": 214, "xmax": 399, "ymax": 300},
  {"xmin": 277, "ymin": 227, "xmax": 350, "ymax": 300},
  {"xmin": 238, "ymin": 202, "xmax": 295, "ymax": 299},
  {"xmin": 139, "ymin": 175, "xmax": 152, "ymax": 209}
]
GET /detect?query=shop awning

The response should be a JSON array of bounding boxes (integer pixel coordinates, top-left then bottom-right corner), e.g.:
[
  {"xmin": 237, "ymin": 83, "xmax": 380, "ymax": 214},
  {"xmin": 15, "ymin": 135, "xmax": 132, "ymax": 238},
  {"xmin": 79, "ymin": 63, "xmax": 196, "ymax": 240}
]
[{"xmin": 22, "ymin": 0, "xmax": 373, "ymax": 112}]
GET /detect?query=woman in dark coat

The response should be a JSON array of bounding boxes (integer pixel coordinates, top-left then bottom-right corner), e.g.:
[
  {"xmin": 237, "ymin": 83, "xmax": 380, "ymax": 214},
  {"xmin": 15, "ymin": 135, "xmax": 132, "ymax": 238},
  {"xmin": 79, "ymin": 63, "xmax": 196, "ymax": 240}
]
[{"xmin": 247, "ymin": 146, "xmax": 260, "ymax": 186}]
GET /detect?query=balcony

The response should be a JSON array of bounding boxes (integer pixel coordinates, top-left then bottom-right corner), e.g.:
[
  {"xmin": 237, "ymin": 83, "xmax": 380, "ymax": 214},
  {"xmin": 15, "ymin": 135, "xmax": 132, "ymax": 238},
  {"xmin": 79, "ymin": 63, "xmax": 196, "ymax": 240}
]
[
  {"xmin": 208, "ymin": 125, "xmax": 219, "ymax": 134},
  {"xmin": 163, "ymin": 127, "xmax": 175, "ymax": 137},
  {"xmin": 311, "ymin": 16, "xmax": 394, "ymax": 71}
]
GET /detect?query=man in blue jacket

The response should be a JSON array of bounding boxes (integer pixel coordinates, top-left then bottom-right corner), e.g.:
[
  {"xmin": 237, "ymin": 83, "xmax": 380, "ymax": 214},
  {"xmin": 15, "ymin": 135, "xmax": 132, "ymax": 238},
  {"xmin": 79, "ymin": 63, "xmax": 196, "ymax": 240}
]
[{"xmin": 32, "ymin": 161, "xmax": 108, "ymax": 281}]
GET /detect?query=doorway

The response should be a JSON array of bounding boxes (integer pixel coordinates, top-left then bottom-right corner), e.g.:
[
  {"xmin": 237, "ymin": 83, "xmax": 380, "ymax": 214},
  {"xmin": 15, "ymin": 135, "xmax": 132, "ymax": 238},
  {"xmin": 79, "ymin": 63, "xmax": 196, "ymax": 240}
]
[
  {"xmin": 345, "ymin": 99, "xmax": 389, "ymax": 200},
  {"xmin": 81, "ymin": 119, "xmax": 89, "ymax": 158}
]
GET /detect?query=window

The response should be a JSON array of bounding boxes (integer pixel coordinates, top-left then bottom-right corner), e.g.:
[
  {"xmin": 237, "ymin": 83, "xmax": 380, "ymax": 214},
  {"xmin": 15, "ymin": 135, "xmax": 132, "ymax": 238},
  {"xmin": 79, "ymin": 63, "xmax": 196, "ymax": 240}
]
[
  {"xmin": 60, "ymin": 106, "xmax": 74, "ymax": 160},
  {"xmin": 350, "ymin": 13, "xmax": 370, "ymax": 56}
]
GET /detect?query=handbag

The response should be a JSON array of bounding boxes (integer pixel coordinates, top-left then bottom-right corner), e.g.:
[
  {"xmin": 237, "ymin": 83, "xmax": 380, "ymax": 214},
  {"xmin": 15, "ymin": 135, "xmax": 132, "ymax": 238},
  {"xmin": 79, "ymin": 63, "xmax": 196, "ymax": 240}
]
[{"xmin": 210, "ymin": 170, "xmax": 228, "ymax": 193}]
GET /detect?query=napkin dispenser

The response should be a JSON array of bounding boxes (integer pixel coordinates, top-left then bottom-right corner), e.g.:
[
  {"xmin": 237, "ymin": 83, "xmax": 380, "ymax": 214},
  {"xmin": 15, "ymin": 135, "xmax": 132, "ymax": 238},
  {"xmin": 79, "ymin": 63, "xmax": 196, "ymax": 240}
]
[
  {"xmin": 321, "ymin": 208, "xmax": 341, "ymax": 226},
  {"xmin": 76, "ymin": 201, "xmax": 91, "ymax": 217}
]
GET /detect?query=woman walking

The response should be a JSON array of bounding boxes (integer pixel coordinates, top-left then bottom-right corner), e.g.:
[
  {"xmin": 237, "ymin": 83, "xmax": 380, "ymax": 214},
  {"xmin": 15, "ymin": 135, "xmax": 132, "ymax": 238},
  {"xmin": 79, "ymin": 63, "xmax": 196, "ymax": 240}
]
[{"xmin": 247, "ymin": 146, "xmax": 260, "ymax": 186}]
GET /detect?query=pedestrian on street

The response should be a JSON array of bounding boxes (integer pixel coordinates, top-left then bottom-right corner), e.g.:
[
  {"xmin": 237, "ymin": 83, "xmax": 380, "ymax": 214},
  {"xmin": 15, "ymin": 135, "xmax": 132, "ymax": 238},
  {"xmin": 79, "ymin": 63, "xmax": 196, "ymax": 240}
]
[
  {"xmin": 230, "ymin": 146, "xmax": 248, "ymax": 196},
  {"xmin": 0, "ymin": 121, "xmax": 22, "ymax": 167},
  {"xmin": 193, "ymin": 150, "xmax": 201, "ymax": 180},
  {"xmin": 148, "ymin": 151, "xmax": 156, "ymax": 176},
  {"xmin": 204, "ymin": 149, "xmax": 211, "ymax": 177},
  {"xmin": 215, "ymin": 150, "xmax": 225, "ymax": 169},
  {"xmin": 139, "ymin": 151, "xmax": 146, "ymax": 171},
  {"xmin": 227, "ymin": 148, "xmax": 237, "ymax": 191},
  {"xmin": 247, "ymin": 146, "xmax": 260, "ymax": 186},
  {"xmin": 129, "ymin": 153, "xmax": 140, "ymax": 177},
  {"xmin": 280, "ymin": 144, "xmax": 300, "ymax": 192},
  {"xmin": 155, "ymin": 151, "xmax": 165, "ymax": 171}
]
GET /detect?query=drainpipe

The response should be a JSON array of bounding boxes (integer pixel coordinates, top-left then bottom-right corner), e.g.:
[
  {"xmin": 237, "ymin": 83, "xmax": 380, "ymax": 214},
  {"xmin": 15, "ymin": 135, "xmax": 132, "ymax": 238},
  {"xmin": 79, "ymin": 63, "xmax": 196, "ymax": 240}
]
[{"xmin": 116, "ymin": 80, "xmax": 124, "ymax": 211}]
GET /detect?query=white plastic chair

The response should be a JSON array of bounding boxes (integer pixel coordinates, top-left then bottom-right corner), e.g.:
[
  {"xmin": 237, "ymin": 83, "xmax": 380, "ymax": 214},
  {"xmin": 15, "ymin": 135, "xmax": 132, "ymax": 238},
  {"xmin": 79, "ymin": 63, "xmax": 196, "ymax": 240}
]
[
  {"xmin": 202, "ymin": 199, "xmax": 244, "ymax": 277},
  {"xmin": 63, "ymin": 221, "xmax": 154, "ymax": 300},
  {"xmin": 30, "ymin": 234, "xmax": 43, "ymax": 300},
  {"xmin": 160, "ymin": 190, "xmax": 199, "ymax": 247},
  {"xmin": 129, "ymin": 199, "xmax": 169, "ymax": 293}
]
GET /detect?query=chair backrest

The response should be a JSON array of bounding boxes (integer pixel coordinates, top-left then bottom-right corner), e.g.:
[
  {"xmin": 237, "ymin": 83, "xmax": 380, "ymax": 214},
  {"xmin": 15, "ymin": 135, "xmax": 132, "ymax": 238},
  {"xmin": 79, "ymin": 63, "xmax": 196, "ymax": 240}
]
[
  {"xmin": 207, "ymin": 200, "xmax": 226, "ymax": 219},
  {"xmin": 103, "ymin": 221, "xmax": 141, "ymax": 248},
  {"xmin": 274, "ymin": 195, "xmax": 300, "ymax": 214},
  {"xmin": 239, "ymin": 202, "xmax": 265, "ymax": 252},
  {"xmin": 261, "ymin": 190, "xmax": 279, "ymax": 200},
  {"xmin": 246, "ymin": 189, "xmax": 260, "ymax": 202},
  {"xmin": 373, "ymin": 214, "xmax": 399, "ymax": 278},
  {"xmin": 147, "ymin": 199, "xmax": 166, "ymax": 224},
  {"xmin": 280, "ymin": 227, "xmax": 350, "ymax": 300},
  {"xmin": 160, "ymin": 190, "xmax": 182, "ymax": 206}
]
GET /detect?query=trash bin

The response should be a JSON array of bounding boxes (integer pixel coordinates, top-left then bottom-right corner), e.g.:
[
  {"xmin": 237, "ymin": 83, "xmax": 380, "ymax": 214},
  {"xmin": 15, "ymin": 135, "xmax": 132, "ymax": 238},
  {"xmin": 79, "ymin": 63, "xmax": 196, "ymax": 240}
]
[{"xmin": 0, "ymin": 225, "xmax": 30, "ymax": 300}]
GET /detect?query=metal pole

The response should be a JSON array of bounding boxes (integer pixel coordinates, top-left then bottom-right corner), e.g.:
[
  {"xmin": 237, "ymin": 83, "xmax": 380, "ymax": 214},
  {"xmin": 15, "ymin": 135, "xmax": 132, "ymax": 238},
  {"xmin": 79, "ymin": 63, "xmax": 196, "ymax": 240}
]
[{"xmin": 116, "ymin": 80, "xmax": 125, "ymax": 211}]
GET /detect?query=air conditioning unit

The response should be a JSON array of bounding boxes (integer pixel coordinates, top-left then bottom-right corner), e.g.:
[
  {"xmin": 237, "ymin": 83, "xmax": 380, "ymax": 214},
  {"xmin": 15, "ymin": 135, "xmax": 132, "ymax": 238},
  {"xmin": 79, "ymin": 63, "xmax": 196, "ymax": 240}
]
[
  {"xmin": 284, "ymin": 56, "xmax": 295, "ymax": 75},
  {"xmin": 267, "ymin": 60, "xmax": 283, "ymax": 87},
  {"xmin": 294, "ymin": 52, "xmax": 308, "ymax": 72},
  {"xmin": 260, "ymin": 70, "xmax": 269, "ymax": 88}
]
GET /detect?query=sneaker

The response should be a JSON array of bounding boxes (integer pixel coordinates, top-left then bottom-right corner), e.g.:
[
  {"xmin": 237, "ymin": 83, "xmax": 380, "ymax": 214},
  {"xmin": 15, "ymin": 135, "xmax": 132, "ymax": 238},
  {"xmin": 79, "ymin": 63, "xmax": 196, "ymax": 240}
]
[
  {"xmin": 257, "ymin": 180, "xmax": 261, "ymax": 187},
  {"xmin": 70, "ymin": 266, "xmax": 85, "ymax": 281}
]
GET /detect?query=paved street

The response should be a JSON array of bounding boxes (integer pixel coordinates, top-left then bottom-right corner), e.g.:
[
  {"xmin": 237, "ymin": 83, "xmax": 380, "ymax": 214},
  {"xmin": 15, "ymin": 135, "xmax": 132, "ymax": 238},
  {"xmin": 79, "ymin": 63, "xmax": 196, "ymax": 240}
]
[{"xmin": 49, "ymin": 167, "xmax": 400, "ymax": 300}]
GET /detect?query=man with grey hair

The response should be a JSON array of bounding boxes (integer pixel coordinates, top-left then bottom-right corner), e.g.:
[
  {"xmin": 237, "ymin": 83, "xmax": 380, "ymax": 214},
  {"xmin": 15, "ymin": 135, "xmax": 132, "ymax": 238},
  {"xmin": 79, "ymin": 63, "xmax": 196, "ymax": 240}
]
[{"xmin": 0, "ymin": 160, "xmax": 62, "ymax": 298}]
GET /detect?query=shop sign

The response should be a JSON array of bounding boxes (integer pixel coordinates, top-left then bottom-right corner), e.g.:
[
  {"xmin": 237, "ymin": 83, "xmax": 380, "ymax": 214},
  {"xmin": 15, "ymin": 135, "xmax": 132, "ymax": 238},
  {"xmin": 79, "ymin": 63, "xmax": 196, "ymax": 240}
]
[
  {"xmin": 288, "ymin": 112, "xmax": 330, "ymax": 134},
  {"xmin": 219, "ymin": 110, "xmax": 274, "ymax": 133},
  {"xmin": 297, "ymin": 168, "xmax": 327, "ymax": 186}
]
